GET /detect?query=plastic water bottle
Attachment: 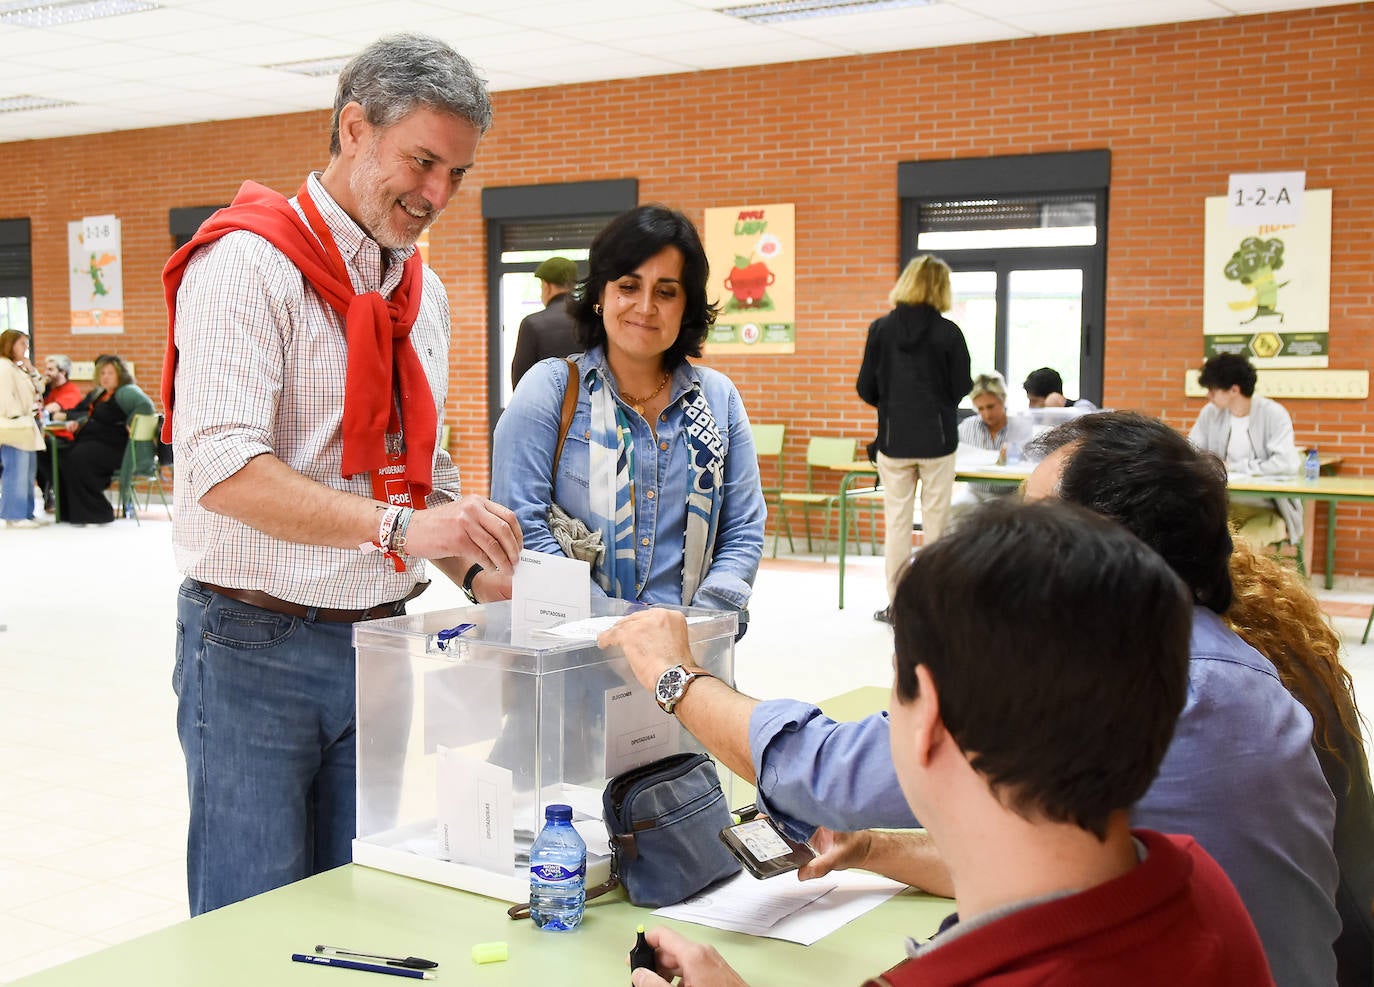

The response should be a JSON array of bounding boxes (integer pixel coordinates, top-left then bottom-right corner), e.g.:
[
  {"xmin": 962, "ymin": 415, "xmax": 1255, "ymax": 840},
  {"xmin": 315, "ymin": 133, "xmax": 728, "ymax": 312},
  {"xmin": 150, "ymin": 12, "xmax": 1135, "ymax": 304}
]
[
  {"xmin": 1305, "ymin": 448, "xmax": 1320, "ymax": 482},
  {"xmin": 529, "ymin": 804, "xmax": 585, "ymax": 931}
]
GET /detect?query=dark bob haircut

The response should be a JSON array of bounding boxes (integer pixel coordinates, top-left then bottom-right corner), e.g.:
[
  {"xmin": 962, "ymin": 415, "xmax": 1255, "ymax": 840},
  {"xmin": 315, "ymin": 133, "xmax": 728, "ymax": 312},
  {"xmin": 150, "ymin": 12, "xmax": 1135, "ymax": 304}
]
[
  {"xmin": 1027, "ymin": 411, "xmax": 1234, "ymax": 613},
  {"xmin": 569, "ymin": 204, "xmax": 718, "ymax": 370},
  {"xmin": 1198, "ymin": 353, "xmax": 1258, "ymax": 398},
  {"xmin": 892, "ymin": 498, "xmax": 1192, "ymax": 840}
]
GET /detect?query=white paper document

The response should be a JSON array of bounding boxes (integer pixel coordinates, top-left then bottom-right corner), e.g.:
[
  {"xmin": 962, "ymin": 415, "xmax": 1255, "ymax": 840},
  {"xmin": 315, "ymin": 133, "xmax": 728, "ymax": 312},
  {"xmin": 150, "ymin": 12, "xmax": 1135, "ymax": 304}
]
[
  {"xmin": 604, "ymin": 681, "xmax": 680, "ymax": 777},
  {"xmin": 436, "ymin": 747, "xmax": 514, "ymax": 874},
  {"xmin": 511, "ymin": 549, "xmax": 591, "ymax": 644},
  {"xmin": 535, "ymin": 612, "xmax": 718, "ymax": 642},
  {"xmin": 654, "ymin": 870, "xmax": 907, "ymax": 946}
]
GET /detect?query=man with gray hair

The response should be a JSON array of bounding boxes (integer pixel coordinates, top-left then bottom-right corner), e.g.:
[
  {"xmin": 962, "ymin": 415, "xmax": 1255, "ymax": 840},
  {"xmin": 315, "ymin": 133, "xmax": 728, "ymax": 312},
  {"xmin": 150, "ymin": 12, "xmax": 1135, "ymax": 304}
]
[{"xmin": 161, "ymin": 33, "xmax": 521, "ymax": 913}]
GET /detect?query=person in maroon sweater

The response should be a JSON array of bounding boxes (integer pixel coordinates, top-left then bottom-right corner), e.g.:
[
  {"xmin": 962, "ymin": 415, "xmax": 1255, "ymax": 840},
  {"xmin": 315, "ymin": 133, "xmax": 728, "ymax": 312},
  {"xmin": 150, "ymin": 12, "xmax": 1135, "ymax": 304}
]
[{"xmin": 625, "ymin": 499, "xmax": 1274, "ymax": 987}]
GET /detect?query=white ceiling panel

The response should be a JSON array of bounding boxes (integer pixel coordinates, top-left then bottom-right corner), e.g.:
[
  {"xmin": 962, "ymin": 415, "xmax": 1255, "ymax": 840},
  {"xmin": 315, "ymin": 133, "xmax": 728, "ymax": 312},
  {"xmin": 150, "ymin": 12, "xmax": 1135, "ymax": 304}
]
[
  {"xmin": 516, "ymin": 8, "xmax": 729, "ymax": 41},
  {"xmin": 1218, "ymin": 0, "xmax": 1353, "ymax": 10},
  {"xmin": 999, "ymin": 0, "xmax": 1236, "ymax": 35},
  {"xmin": 0, "ymin": 0, "xmax": 1353, "ymax": 144},
  {"xmin": 22, "ymin": 5, "xmax": 233, "ymax": 42},
  {"xmin": 668, "ymin": 35, "xmax": 856, "ymax": 70}
]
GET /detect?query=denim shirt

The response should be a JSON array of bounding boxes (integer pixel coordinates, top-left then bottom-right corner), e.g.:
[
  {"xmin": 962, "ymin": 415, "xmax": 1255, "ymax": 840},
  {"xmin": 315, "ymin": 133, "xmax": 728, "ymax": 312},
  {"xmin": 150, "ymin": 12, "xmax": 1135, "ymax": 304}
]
[
  {"xmin": 749, "ymin": 607, "xmax": 1340, "ymax": 987},
  {"xmin": 490, "ymin": 348, "xmax": 766, "ymax": 615}
]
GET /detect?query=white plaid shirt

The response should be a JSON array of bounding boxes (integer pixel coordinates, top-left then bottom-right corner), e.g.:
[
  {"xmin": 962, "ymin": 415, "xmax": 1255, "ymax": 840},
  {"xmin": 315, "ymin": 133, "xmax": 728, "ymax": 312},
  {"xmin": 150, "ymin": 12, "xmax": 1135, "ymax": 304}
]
[{"xmin": 171, "ymin": 173, "xmax": 461, "ymax": 608}]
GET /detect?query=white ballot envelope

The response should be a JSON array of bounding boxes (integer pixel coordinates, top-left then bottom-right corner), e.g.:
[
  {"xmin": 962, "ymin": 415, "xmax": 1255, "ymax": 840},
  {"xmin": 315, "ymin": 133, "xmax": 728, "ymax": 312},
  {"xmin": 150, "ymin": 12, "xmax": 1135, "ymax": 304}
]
[
  {"xmin": 511, "ymin": 549, "xmax": 591, "ymax": 644},
  {"xmin": 437, "ymin": 746, "xmax": 514, "ymax": 874}
]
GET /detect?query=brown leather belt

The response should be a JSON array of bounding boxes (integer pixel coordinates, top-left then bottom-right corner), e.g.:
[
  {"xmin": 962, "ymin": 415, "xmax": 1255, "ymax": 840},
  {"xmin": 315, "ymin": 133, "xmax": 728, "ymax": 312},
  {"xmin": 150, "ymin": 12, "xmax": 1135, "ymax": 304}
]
[{"xmin": 199, "ymin": 580, "xmax": 429, "ymax": 623}]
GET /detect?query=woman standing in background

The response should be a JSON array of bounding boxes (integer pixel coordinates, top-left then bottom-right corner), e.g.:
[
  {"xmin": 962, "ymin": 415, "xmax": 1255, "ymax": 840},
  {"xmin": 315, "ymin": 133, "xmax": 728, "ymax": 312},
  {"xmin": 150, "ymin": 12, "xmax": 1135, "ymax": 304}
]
[
  {"xmin": 0, "ymin": 329, "xmax": 45, "ymax": 528},
  {"xmin": 857, "ymin": 255, "xmax": 971, "ymax": 625}
]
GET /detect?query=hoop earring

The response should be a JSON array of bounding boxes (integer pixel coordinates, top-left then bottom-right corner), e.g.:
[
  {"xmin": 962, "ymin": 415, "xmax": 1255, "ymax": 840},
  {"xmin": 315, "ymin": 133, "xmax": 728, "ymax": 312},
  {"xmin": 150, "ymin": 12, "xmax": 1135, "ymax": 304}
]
[{"xmin": 593, "ymin": 304, "xmax": 603, "ymax": 316}]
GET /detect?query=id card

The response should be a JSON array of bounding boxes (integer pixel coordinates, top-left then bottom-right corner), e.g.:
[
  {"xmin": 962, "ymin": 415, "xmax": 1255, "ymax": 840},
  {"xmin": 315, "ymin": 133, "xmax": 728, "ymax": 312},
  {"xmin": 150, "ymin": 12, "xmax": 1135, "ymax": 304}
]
[{"xmin": 719, "ymin": 816, "xmax": 816, "ymax": 879}]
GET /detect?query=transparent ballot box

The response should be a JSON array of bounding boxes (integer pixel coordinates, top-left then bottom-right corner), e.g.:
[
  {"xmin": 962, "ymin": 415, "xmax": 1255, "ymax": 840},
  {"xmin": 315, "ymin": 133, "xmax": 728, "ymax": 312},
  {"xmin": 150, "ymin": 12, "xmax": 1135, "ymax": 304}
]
[{"xmin": 352, "ymin": 598, "xmax": 737, "ymax": 902}]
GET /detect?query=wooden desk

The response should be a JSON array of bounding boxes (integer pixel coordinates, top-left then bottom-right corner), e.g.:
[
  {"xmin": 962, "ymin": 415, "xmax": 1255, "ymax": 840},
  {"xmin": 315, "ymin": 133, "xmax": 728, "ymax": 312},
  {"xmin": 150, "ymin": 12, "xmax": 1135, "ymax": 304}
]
[
  {"xmin": 831, "ymin": 460, "xmax": 1374, "ymax": 605},
  {"xmin": 1225, "ymin": 474, "xmax": 1374, "ymax": 589},
  {"xmin": 12, "ymin": 689, "xmax": 946, "ymax": 987}
]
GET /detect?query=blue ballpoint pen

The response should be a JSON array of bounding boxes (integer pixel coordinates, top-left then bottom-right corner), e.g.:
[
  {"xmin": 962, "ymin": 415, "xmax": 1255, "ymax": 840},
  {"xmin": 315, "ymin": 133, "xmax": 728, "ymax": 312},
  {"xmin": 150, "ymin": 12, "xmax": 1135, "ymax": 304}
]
[{"xmin": 292, "ymin": 953, "xmax": 437, "ymax": 980}]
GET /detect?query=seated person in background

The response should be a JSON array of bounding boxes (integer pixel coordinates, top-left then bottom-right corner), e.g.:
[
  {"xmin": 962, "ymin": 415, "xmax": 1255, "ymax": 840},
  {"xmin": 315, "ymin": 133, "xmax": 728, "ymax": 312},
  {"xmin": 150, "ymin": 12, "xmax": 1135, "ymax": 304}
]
[
  {"xmin": 603, "ymin": 411, "xmax": 1340, "ymax": 987},
  {"xmin": 37, "ymin": 353, "xmax": 83, "ymax": 513},
  {"xmin": 56, "ymin": 354, "xmax": 154, "ymax": 525},
  {"xmin": 1189, "ymin": 352, "xmax": 1301, "ymax": 548},
  {"xmin": 1226, "ymin": 540, "xmax": 1373, "ymax": 987},
  {"xmin": 951, "ymin": 373, "xmax": 1014, "ymax": 511},
  {"xmin": 1022, "ymin": 366, "xmax": 1096, "ymax": 410},
  {"xmin": 625, "ymin": 499, "xmax": 1274, "ymax": 987},
  {"xmin": 41, "ymin": 354, "xmax": 82, "ymax": 413}
]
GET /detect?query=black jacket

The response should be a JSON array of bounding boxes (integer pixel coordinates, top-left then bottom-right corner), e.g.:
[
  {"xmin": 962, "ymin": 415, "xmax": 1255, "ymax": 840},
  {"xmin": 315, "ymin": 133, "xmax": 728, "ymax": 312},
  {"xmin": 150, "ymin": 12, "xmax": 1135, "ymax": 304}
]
[
  {"xmin": 511, "ymin": 292, "xmax": 579, "ymax": 388},
  {"xmin": 856, "ymin": 303, "xmax": 972, "ymax": 459}
]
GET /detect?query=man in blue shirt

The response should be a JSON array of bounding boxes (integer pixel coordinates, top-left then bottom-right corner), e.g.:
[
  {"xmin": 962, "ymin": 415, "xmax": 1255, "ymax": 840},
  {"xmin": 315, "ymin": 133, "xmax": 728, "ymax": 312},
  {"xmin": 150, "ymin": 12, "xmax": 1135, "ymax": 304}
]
[{"xmin": 603, "ymin": 411, "xmax": 1340, "ymax": 987}]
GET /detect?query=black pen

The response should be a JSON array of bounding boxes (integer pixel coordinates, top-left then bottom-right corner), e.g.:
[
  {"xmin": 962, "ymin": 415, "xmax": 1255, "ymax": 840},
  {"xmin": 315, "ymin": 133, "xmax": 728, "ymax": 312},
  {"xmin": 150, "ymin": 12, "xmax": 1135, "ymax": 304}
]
[
  {"xmin": 293, "ymin": 954, "xmax": 436, "ymax": 980},
  {"xmin": 314, "ymin": 945, "xmax": 439, "ymax": 970}
]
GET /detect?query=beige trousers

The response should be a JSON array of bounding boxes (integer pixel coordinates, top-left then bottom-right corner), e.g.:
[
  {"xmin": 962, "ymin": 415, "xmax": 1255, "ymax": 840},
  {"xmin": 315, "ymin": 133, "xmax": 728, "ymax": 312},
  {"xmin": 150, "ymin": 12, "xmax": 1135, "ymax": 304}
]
[{"xmin": 875, "ymin": 450, "xmax": 957, "ymax": 602}]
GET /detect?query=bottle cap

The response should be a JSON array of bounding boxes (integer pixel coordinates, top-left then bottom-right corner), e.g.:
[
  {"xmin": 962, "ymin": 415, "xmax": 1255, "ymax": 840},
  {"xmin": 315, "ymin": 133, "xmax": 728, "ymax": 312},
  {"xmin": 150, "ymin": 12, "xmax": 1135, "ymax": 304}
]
[
  {"xmin": 544, "ymin": 803, "xmax": 573, "ymax": 822},
  {"xmin": 471, "ymin": 941, "xmax": 508, "ymax": 964}
]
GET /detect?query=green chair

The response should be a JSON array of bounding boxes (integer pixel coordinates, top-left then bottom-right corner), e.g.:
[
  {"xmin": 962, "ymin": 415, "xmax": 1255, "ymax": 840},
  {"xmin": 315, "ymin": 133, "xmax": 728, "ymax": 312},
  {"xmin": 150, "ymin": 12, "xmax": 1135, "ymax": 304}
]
[
  {"xmin": 777, "ymin": 437, "xmax": 872, "ymax": 561},
  {"xmin": 114, "ymin": 413, "xmax": 171, "ymax": 524},
  {"xmin": 750, "ymin": 423, "xmax": 790, "ymax": 557}
]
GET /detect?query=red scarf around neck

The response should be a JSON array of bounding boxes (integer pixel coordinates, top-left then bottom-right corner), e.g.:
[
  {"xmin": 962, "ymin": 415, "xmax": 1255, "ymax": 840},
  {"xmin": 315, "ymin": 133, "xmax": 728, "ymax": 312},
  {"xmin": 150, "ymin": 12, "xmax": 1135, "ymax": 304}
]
[{"xmin": 160, "ymin": 179, "xmax": 437, "ymax": 500}]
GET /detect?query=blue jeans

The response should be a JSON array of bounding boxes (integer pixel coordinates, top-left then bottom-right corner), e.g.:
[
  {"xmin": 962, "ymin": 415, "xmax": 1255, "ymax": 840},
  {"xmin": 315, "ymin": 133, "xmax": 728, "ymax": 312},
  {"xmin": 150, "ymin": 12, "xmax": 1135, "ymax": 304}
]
[
  {"xmin": 0, "ymin": 445, "xmax": 36, "ymax": 521},
  {"xmin": 174, "ymin": 579, "xmax": 360, "ymax": 915}
]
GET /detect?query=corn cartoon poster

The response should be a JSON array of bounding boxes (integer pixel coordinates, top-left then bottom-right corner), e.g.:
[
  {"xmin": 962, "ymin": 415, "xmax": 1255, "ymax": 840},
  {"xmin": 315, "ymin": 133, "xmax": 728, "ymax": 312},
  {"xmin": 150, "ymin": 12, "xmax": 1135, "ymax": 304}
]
[
  {"xmin": 68, "ymin": 215, "xmax": 124, "ymax": 335},
  {"xmin": 1202, "ymin": 189, "xmax": 1330, "ymax": 367},
  {"xmin": 703, "ymin": 203, "xmax": 795, "ymax": 354}
]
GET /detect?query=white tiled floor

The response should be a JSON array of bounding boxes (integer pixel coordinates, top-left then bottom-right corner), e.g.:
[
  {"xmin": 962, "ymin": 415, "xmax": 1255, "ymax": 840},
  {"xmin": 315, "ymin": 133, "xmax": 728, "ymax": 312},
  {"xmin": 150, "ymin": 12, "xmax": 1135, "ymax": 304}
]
[{"xmin": 2, "ymin": 517, "xmax": 1372, "ymax": 982}]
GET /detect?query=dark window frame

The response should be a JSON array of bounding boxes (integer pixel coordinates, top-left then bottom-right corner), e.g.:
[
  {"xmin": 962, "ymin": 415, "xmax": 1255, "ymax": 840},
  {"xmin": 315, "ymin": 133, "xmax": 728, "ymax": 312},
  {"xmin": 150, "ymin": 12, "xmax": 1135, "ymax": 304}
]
[
  {"xmin": 898, "ymin": 151, "xmax": 1110, "ymax": 405},
  {"xmin": 481, "ymin": 179, "xmax": 637, "ymax": 434}
]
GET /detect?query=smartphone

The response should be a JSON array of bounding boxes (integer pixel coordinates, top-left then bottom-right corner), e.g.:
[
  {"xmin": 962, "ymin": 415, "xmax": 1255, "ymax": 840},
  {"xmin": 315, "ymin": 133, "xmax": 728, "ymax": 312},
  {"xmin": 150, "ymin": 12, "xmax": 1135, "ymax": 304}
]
[{"xmin": 718, "ymin": 816, "xmax": 816, "ymax": 879}]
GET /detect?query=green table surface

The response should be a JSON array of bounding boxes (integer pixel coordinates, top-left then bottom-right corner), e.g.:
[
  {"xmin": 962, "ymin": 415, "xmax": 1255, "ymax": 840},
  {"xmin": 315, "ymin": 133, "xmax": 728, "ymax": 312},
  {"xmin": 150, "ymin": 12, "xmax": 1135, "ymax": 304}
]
[{"xmin": 15, "ymin": 689, "xmax": 942, "ymax": 987}]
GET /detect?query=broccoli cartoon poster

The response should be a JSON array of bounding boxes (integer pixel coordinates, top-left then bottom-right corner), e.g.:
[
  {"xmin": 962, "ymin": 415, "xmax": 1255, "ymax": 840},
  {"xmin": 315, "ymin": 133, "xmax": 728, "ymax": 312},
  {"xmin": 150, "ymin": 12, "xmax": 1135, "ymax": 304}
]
[
  {"xmin": 703, "ymin": 203, "xmax": 795, "ymax": 354},
  {"xmin": 1202, "ymin": 189, "xmax": 1330, "ymax": 367},
  {"xmin": 67, "ymin": 215, "xmax": 124, "ymax": 335}
]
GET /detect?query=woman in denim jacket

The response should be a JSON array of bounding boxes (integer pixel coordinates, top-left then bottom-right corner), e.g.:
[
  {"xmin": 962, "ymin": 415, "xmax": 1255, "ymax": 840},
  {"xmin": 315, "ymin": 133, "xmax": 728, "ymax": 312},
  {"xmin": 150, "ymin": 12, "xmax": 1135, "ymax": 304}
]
[{"xmin": 491, "ymin": 205, "xmax": 766, "ymax": 631}]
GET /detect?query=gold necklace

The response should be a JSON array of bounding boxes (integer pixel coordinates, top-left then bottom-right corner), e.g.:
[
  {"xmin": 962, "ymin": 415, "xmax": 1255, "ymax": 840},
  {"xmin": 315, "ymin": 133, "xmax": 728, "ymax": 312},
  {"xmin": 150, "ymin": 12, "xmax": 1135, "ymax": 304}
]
[{"xmin": 619, "ymin": 372, "xmax": 671, "ymax": 417}]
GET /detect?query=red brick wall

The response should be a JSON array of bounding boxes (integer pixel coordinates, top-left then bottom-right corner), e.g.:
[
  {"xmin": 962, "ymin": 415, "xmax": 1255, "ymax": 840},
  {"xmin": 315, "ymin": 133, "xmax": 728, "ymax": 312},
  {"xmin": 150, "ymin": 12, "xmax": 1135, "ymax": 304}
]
[{"xmin": 3, "ymin": 4, "xmax": 1371, "ymax": 574}]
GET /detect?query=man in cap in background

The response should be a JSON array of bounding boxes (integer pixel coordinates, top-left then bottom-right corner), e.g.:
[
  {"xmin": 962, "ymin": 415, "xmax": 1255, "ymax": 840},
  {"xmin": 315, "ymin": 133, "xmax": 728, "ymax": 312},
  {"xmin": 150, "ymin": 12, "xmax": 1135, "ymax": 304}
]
[{"xmin": 510, "ymin": 256, "xmax": 579, "ymax": 388}]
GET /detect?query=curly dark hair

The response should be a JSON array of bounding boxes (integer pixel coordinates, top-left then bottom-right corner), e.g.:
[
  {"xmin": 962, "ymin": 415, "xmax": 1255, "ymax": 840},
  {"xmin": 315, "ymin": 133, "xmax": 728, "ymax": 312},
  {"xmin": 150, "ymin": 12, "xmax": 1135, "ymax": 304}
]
[
  {"xmin": 1198, "ymin": 353, "xmax": 1258, "ymax": 398},
  {"xmin": 568, "ymin": 204, "xmax": 717, "ymax": 370}
]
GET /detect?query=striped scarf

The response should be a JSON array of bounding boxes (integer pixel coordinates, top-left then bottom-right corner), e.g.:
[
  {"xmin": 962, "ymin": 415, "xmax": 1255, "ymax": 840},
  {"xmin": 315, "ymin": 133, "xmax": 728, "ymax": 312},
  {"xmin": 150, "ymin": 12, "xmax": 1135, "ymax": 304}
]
[{"xmin": 587, "ymin": 367, "xmax": 724, "ymax": 604}]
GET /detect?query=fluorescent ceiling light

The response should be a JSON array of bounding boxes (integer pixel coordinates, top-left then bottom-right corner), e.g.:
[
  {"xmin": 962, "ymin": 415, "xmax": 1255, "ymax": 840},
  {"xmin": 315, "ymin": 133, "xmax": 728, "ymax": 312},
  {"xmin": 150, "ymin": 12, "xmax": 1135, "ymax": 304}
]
[
  {"xmin": 266, "ymin": 55, "xmax": 352, "ymax": 78},
  {"xmin": 0, "ymin": 0, "xmax": 158, "ymax": 28},
  {"xmin": 0, "ymin": 94, "xmax": 77, "ymax": 113},
  {"xmin": 721, "ymin": 0, "xmax": 933, "ymax": 25}
]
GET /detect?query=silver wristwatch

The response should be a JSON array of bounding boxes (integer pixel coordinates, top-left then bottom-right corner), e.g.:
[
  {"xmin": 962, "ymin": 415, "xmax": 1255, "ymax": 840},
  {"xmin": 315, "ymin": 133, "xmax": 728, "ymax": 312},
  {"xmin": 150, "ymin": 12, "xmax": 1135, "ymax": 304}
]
[{"xmin": 654, "ymin": 664, "xmax": 713, "ymax": 715}]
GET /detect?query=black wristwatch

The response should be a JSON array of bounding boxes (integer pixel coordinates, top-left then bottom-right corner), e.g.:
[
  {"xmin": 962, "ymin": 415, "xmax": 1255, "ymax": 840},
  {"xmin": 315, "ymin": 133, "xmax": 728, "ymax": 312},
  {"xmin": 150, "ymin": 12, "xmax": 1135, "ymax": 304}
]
[{"xmin": 461, "ymin": 563, "xmax": 483, "ymax": 604}]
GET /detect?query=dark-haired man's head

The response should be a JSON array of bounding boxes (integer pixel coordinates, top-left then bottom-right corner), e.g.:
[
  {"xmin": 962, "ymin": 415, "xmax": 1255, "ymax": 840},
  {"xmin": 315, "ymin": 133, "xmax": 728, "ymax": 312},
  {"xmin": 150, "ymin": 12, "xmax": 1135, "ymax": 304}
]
[
  {"xmin": 1022, "ymin": 367, "xmax": 1064, "ymax": 409},
  {"xmin": 1198, "ymin": 353, "xmax": 1258, "ymax": 399},
  {"xmin": 1025, "ymin": 411, "xmax": 1233, "ymax": 613},
  {"xmin": 889, "ymin": 498, "xmax": 1192, "ymax": 840}
]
